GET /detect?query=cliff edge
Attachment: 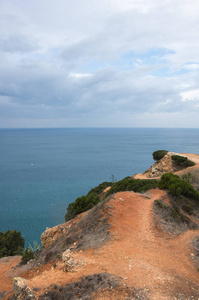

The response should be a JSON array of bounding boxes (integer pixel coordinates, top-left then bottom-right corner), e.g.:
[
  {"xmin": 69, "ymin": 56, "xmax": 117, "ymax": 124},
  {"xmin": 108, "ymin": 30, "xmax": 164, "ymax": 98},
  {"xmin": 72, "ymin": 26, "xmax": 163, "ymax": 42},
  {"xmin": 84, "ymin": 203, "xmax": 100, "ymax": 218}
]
[{"xmin": 1, "ymin": 152, "xmax": 199, "ymax": 299}]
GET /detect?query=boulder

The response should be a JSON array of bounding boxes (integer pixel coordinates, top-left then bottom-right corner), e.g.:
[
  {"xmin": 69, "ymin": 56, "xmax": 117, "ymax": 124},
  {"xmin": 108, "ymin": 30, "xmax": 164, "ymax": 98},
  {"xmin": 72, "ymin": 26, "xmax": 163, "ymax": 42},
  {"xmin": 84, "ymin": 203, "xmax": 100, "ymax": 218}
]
[
  {"xmin": 146, "ymin": 153, "xmax": 174, "ymax": 178},
  {"xmin": 13, "ymin": 277, "xmax": 35, "ymax": 299}
]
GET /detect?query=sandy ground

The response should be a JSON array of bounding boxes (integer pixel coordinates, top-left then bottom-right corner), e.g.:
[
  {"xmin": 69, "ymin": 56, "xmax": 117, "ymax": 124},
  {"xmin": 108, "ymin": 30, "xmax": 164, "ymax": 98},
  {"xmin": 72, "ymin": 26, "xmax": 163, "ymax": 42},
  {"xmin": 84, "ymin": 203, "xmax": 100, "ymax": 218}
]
[{"xmin": 1, "ymin": 189, "xmax": 199, "ymax": 299}]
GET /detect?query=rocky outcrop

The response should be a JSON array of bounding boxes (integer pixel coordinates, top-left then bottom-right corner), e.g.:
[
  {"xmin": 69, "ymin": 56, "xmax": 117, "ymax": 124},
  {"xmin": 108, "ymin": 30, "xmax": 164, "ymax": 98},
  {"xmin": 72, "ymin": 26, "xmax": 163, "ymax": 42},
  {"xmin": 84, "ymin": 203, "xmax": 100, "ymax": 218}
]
[
  {"xmin": 13, "ymin": 277, "xmax": 35, "ymax": 299},
  {"xmin": 144, "ymin": 152, "xmax": 175, "ymax": 178},
  {"xmin": 41, "ymin": 223, "xmax": 68, "ymax": 249},
  {"xmin": 41, "ymin": 214, "xmax": 83, "ymax": 248}
]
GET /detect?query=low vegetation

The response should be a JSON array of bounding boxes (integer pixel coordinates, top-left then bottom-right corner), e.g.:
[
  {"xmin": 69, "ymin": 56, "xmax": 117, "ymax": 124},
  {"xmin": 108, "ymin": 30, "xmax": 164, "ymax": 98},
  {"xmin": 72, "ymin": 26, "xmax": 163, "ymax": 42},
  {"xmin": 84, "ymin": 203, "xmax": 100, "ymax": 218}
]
[
  {"xmin": 106, "ymin": 177, "xmax": 158, "ymax": 196},
  {"xmin": 65, "ymin": 178, "xmax": 159, "ymax": 221},
  {"xmin": 0, "ymin": 229, "xmax": 41, "ymax": 264},
  {"xmin": 156, "ymin": 173, "xmax": 199, "ymax": 221},
  {"xmin": 154, "ymin": 200, "xmax": 191, "ymax": 224},
  {"xmin": 65, "ymin": 181, "xmax": 113, "ymax": 221},
  {"xmin": 171, "ymin": 155, "xmax": 195, "ymax": 167},
  {"xmin": 152, "ymin": 150, "xmax": 168, "ymax": 161},
  {"xmin": 181, "ymin": 170, "xmax": 199, "ymax": 191},
  {"xmin": 158, "ymin": 172, "xmax": 199, "ymax": 200},
  {"xmin": 21, "ymin": 247, "xmax": 34, "ymax": 263},
  {"xmin": 21, "ymin": 241, "xmax": 41, "ymax": 264},
  {"xmin": 153, "ymin": 199, "xmax": 197, "ymax": 235},
  {"xmin": 181, "ymin": 172, "xmax": 196, "ymax": 184},
  {"xmin": 0, "ymin": 229, "xmax": 24, "ymax": 258},
  {"xmin": 38, "ymin": 273, "xmax": 141, "ymax": 300}
]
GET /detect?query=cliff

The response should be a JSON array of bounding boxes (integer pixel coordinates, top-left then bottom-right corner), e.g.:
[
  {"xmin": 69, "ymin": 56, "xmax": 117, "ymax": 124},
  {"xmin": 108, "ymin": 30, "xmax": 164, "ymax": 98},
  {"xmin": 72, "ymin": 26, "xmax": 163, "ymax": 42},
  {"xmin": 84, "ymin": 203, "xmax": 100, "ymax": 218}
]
[
  {"xmin": 1, "ymin": 152, "xmax": 199, "ymax": 299},
  {"xmin": 134, "ymin": 152, "xmax": 199, "ymax": 179}
]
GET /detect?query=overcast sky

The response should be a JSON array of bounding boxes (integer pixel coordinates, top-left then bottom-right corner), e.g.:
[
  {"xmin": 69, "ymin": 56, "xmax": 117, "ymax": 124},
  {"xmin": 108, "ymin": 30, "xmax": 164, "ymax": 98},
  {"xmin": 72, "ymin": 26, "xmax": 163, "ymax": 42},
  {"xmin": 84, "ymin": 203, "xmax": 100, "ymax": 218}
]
[{"xmin": 1, "ymin": 0, "xmax": 199, "ymax": 128}]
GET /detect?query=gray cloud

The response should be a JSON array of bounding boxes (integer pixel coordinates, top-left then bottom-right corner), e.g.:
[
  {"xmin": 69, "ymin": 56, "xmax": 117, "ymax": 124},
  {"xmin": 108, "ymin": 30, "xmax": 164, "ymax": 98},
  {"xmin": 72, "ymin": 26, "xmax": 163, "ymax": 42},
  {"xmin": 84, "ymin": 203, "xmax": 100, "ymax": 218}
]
[
  {"xmin": 0, "ymin": 0, "xmax": 199, "ymax": 127},
  {"xmin": 0, "ymin": 35, "xmax": 38, "ymax": 53}
]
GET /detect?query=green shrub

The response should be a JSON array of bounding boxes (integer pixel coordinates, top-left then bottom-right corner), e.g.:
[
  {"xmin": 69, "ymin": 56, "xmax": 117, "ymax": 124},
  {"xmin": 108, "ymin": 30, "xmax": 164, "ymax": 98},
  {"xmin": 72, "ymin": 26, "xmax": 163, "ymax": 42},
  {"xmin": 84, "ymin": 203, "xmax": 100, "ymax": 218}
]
[
  {"xmin": 21, "ymin": 247, "xmax": 34, "ymax": 264},
  {"xmin": 106, "ymin": 177, "xmax": 158, "ymax": 196},
  {"xmin": 87, "ymin": 182, "xmax": 113, "ymax": 196},
  {"xmin": 159, "ymin": 172, "xmax": 199, "ymax": 200},
  {"xmin": 154, "ymin": 199, "xmax": 167, "ymax": 209},
  {"xmin": 0, "ymin": 230, "xmax": 24, "ymax": 258},
  {"xmin": 152, "ymin": 150, "xmax": 168, "ymax": 161},
  {"xmin": 65, "ymin": 181, "xmax": 113, "ymax": 222},
  {"xmin": 183, "ymin": 160, "xmax": 195, "ymax": 167},
  {"xmin": 171, "ymin": 155, "xmax": 195, "ymax": 167}
]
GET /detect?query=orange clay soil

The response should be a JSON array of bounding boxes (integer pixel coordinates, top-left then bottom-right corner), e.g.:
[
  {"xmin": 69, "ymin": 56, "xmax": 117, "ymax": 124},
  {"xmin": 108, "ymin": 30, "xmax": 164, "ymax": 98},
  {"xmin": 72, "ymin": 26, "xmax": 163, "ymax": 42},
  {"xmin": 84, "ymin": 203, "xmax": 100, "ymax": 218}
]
[
  {"xmin": 2, "ymin": 189, "xmax": 199, "ymax": 299},
  {"xmin": 0, "ymin": 256, "xmax": 22, "ymax": 299}
]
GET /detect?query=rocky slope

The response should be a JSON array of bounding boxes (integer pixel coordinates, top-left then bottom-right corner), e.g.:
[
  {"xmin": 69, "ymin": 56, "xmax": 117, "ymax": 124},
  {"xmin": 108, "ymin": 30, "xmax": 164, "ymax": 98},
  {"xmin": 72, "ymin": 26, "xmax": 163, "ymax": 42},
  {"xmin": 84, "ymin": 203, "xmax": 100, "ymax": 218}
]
[
  {"xmin": 1, "ymin": 152, "xmax": 199, "ymax": 300},
  {"xmin": 134, "ymin": 152, "xmax": 199, "ymax": 179}
]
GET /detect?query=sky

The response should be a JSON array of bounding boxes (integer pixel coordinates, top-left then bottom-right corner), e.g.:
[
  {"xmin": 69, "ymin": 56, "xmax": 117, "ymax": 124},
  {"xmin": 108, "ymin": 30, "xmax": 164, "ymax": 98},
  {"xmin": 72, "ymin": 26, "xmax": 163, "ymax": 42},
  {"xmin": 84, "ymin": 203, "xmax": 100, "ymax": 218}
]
[{"xmin": 1, "ymin": 0, "xmax": 199, "ymax": 128}]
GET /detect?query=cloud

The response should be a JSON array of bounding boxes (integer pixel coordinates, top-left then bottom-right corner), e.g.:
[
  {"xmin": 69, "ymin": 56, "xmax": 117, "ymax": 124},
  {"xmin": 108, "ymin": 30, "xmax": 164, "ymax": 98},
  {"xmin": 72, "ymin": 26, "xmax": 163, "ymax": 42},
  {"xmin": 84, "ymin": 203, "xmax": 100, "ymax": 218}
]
[
  {"xmin": 0, "ymin": 0, "xmax": 199, "ymax": 127},
  {"xmin": 181, "ymin": 89, "xmax": 199, "ymax": 102},
  {"xmin": 0, "ymin": 35, "xmax": 38, "ymax": 53},
  {"xmin": 68, "ymin": 73, "xmax": 92, "ymax": 79}
]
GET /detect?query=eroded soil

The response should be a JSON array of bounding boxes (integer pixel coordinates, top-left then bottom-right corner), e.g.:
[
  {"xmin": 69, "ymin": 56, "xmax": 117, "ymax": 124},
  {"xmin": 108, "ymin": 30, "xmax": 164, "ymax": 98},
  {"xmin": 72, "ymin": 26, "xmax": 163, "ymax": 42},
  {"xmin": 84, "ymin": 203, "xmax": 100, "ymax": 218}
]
[
  {"xmin": 1, "ymin": 189, "xmax": 199, "ymax": 299},
  {"xmin": 1, "ymin": 152, "xmax": 199, "ymax": 299}
]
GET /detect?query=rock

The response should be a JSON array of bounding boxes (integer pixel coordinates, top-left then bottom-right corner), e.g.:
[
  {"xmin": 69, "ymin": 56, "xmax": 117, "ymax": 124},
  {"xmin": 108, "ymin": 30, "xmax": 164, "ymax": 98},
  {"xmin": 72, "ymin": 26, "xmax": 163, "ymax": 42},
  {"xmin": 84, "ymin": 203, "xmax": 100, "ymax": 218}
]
[
  {"xmin": 13, "ymin": 277, "xmax": 35, "ymax": 299},
  {"xmin": 146, "ymin": 153, "xmax": 174, "ymax": 178},
  {"xmin": 41, "ymin": 222, "xmax": 74, "ymax": 249},
  {"xmin": 62, "ymin": 249, "xmax": 71, "ymax": 262},
  {"xmin": 41, "ymin": 215, "xmax": 82, "ymax": 248},
  {"xmin": 41, "ymin": 223, "xmax": 66, "ymax": 249}
]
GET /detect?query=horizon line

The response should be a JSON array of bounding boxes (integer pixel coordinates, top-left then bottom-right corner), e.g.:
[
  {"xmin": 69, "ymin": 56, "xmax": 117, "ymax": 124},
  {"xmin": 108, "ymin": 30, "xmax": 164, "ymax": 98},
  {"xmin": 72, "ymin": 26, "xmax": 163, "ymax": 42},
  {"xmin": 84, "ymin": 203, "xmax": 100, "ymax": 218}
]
[{"xmin": 0, "ymin": 127, "xmax": 199, "ymax": 130}]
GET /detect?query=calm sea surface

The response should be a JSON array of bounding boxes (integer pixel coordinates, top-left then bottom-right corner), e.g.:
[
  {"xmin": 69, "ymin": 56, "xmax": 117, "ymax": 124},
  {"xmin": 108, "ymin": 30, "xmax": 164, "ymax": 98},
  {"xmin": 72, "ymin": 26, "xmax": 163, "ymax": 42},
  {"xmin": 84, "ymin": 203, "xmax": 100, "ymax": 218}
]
[{"xmin": 0, "ymin": 128, "xmax": 199, "ymax": 246}]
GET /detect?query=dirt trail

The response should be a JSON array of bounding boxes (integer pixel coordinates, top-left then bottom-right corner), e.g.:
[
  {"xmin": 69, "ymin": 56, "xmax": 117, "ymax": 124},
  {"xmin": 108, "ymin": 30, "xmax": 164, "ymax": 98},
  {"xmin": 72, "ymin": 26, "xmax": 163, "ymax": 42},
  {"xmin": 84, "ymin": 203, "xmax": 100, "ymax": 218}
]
[
  {"xmin": 0, "ymin": 256, "xmax": 21, "ymax": 299},
  {"xmin": 95, "ymin": 190, "xmax": 199, "ymax": 299},
  {"xmin": 1, "ymin": 153, "xmax": 199, "ymax": 299},
  {"xmin": 1, "ymin": 187, "xmax": 199, "ymax": 298},
  {"xmin": 11, "ymin": 189, "xmax": 198, "ymax": 299}
]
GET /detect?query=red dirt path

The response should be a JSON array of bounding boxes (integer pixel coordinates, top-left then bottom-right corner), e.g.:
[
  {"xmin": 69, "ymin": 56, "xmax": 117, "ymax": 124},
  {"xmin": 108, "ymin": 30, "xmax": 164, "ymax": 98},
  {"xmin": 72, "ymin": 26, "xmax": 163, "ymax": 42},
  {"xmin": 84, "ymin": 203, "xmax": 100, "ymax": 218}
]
[{"xmin": 1, "ymin": 189, "xmax": 199, "ymax": 299}]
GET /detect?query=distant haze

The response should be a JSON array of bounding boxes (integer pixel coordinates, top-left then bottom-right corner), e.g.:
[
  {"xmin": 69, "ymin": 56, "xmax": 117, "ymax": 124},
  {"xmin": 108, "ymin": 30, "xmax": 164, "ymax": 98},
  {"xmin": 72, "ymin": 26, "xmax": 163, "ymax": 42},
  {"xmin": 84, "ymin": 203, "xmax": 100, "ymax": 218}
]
[{"xmin": 1, "ymin": 0, "xmax": 199, "ymax": 128}]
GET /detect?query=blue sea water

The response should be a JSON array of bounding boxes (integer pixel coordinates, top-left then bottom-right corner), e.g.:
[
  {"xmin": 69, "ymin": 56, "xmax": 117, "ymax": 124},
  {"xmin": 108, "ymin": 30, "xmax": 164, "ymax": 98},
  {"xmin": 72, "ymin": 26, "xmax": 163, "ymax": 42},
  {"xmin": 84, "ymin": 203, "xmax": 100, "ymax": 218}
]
[{"xmin": 0, "ymin": 127, "xmax": 199, "ymax": 247}]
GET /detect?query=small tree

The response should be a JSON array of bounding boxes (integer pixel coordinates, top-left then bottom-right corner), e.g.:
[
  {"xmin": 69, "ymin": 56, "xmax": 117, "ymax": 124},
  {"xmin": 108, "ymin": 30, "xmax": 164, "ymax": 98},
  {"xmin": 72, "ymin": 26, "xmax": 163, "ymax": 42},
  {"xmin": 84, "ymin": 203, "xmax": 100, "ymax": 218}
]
[
  {"xmin": 0, "ymin": 229, "xmax": 24, "ymax": 258},
  {"xmin": 153, "ymin": 150, "xmax": 168, "ymax": 161},
  {"xmin": 110, "ymin": 175, "xmax": 117, "ymax": 183}
]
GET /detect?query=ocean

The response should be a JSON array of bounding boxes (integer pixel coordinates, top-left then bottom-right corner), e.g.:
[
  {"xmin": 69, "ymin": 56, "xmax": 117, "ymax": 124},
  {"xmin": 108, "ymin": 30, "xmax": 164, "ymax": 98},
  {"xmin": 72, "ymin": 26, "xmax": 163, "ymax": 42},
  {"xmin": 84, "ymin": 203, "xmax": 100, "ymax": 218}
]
[{"xmin": 0, "ymin": 127, "xmax": 199, "ymax": 246}]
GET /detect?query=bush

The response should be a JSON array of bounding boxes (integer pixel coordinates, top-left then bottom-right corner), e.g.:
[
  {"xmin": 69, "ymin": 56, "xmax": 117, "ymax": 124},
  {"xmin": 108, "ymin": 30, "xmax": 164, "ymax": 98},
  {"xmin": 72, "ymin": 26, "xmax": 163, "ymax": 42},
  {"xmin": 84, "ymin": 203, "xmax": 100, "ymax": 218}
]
[
  {"xmin": 171, "ymin": 155, "xmax": 195, "ymax": 167},
  {"xmin": 0, "ymin": 230, "xmax": 24, "ymax": 258},
  {"xmin": 154, "ymin": 199, "xmax": 167, "ymax": 209},
  {"xmin": 65, "ymin": 178, "xmax": 159, "ymax": 222},
  {"xmin": 87, "ymin": 182, "xmax": 113, "ymax": 196},
  {"xmin": 21, "ymin": 247, "xmax": 34, "ymax": 263},
  {"xmin": 65, "ymin": 181, "xmax": 113, "ymax": 222},
  {"xmin": 153, "ymin": 150, "xmax": 168, "ymax": 161},
  {"xmin": 159, "ymin": 172, "xmax": 199, "ymax": 200},
  {"xmin": 106, "ymin": 177, "xmax": 158, "ymax": 196}
]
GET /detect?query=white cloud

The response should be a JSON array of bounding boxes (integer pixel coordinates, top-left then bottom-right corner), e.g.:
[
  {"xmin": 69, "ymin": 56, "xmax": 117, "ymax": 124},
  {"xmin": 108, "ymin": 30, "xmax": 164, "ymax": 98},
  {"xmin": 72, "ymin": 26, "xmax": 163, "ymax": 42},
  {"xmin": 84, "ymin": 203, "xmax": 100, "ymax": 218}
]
[
  {"xmin": 0, "ymin": 0, "xmax": 199, "ymax": 127},
  {"xmin": 68, "ymin": 73, "xmax": 92, "ymax": 79},
  {"xmin": 181, "ymin": 89, "xmax": 199, "ymax": 102}
]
